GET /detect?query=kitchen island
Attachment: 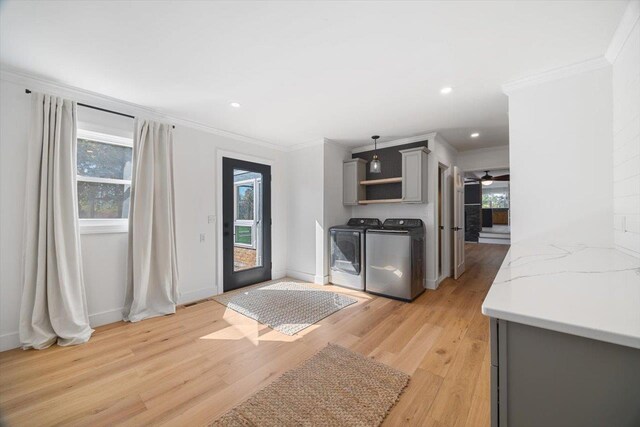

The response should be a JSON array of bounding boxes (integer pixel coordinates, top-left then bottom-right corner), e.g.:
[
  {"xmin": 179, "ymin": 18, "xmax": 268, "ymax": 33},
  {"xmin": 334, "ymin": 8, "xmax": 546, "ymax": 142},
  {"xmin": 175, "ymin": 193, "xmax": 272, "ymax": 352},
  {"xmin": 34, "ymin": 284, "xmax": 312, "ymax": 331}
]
[{"xmin": 482, "ymin": 243, "xmax": 640, "ymax": 427}]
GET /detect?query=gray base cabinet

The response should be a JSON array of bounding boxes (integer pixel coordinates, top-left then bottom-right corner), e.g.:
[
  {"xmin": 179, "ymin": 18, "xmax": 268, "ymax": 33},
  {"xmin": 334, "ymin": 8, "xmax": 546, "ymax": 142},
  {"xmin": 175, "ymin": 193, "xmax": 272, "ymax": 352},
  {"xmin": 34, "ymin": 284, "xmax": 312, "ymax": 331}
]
[{"xmin": 490, "ymin": 319, "xmax": 640, "ymax": 427}]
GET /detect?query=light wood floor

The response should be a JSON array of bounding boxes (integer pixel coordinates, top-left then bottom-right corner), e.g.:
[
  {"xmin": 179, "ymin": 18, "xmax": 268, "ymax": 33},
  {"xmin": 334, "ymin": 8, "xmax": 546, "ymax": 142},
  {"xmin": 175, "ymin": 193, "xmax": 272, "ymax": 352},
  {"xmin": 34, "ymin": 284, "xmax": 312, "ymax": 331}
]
[{"xmin": 0, "ymin": 243, "xmax": 508, "ymax": 426}]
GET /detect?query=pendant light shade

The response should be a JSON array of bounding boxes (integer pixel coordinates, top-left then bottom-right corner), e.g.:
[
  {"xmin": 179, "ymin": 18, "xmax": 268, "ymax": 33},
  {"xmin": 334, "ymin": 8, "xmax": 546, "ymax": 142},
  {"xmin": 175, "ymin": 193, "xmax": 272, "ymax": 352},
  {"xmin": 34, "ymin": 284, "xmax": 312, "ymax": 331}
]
[{"xmin": 370, "ymin": 135, "xmax": 381, "ymax": 173}]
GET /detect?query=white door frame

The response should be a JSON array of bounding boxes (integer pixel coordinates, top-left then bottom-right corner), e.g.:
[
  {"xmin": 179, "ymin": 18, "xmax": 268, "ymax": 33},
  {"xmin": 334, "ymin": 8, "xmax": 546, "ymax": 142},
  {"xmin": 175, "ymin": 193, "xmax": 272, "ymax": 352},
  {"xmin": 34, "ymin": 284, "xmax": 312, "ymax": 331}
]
[
  {"xmin": 436, "ymin": 162, "xmax": 452, "ymax": 285},
  {"xmin": 453, "ymin": 166, "xmax": 466, "ymax": 279},
  {"xmin": 215, "ymin": 149, "xmax": 275, "ymax": 296}
]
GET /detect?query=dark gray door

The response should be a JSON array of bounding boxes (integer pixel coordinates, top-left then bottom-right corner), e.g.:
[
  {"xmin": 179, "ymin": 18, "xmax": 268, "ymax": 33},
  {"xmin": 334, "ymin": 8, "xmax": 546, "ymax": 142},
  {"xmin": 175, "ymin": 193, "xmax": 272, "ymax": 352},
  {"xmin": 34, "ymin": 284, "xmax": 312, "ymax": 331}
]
[{"xmin": 222, "ymin": 157, "xmax": 271, "ymax": 291}]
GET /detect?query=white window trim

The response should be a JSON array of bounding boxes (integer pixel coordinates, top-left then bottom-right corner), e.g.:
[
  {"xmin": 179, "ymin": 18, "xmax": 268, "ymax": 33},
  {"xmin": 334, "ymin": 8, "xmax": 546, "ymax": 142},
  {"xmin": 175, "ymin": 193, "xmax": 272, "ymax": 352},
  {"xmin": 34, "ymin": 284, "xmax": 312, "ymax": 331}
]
[
  {"xmin": 79, "ymin": 218, "xmax": 129, "ymax": 234},
  {"xmin": 233, "ymin": 178, "xmax": 258, "ymax": 248},
  {"xmin": 77, "ymin": 129, "xmax": 133, "ymax": 235}
]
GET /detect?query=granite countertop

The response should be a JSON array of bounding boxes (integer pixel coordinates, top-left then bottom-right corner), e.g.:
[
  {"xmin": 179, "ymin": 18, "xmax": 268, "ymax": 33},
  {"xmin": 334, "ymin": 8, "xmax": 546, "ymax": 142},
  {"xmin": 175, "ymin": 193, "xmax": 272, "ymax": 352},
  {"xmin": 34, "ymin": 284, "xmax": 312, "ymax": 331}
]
[{"xmin": 482, "ymin": 243, "xmax": 640, "ymax": 349}]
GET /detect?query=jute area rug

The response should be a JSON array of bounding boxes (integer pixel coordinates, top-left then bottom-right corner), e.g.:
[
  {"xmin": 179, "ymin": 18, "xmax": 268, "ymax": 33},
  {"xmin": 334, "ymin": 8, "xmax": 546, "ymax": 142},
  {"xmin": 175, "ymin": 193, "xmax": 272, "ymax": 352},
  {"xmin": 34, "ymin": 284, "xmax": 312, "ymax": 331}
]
[
  {"xmin": 211, "ymin": 344, "xmax": 409, "ymax": 427},
  {"xmin": 213, "ymin": 280, "xmax": 357, "ymax": 335}
]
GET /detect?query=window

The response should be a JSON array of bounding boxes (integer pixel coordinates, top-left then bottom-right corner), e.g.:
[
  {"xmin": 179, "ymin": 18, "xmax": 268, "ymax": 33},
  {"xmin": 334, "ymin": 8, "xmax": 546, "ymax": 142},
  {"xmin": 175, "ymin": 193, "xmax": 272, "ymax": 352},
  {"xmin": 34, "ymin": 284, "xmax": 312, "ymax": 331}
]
[
  {"xmin": 482, "ymin": 192, "xmax": 509, "ymax": 208},
  {"xmin": 76, "ymin": 129, "xmax": 133, "ymax": 233},
  {"xmin": 233, "ymin": 172, "xmax": 262, "ymax": 249}
]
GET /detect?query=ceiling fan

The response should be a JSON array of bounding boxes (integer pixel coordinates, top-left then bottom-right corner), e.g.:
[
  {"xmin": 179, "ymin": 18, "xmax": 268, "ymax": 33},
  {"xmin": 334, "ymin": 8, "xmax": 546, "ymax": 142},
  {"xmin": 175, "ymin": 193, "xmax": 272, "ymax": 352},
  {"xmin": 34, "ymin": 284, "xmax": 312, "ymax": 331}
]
[{"xmin": 468, "ymin": 171, "xmax": 510, "ymax": 186}]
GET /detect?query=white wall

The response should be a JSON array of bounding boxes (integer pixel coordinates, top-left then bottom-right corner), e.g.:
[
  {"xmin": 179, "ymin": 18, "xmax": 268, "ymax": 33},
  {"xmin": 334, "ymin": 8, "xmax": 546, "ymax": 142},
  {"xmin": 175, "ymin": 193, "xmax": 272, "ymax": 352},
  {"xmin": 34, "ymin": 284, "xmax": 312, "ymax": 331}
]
[
  {"xmin": 285, "ymin": 144, "xmax": 324, "ymax": 282},
  {"xmin": 611, "ymin": 3, "xmax": 640, "ymax": 257},
  {"xmin": 0, "ymin": 75, "xmax": 288, "ymax": 351},
  {"xmin": 322, "ymin": 141, "xmax": 352, "ymax": 281},
  {"xmin": 507, "ymin": 66, "xmax": 614, "ymax": 246},
  {"xmin": 457, "ymin": 145, "xmax": 509, "ymax": 172},
  {"xmin": 284, "ymin": 140, "xmax": 351, "ymax": 284}
]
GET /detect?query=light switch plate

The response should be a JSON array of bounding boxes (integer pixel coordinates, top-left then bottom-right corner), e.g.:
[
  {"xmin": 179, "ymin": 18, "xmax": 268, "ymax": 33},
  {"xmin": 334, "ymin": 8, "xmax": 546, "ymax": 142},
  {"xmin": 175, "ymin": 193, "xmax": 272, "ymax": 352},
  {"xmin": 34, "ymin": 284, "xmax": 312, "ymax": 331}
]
[
  {"xmin": 208, "ymin": 215, "xmax": 215, "ymax": 224},
  {"xmin": 200, "ymin": 233, "xmax": 205, "ymax": 242}
]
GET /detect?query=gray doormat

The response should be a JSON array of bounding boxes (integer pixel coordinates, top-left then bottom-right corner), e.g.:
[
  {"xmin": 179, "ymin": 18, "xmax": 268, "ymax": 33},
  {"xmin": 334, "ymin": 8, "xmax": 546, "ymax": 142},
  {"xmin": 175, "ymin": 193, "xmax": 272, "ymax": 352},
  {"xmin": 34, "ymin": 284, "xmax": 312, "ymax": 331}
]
[
  {"xmin": 211, "ymin": 344, "xmax": 410, "ymax": 426},
  {"xmin": 213, "ymin": 280, "xmax": 357, "ymax": 335}
]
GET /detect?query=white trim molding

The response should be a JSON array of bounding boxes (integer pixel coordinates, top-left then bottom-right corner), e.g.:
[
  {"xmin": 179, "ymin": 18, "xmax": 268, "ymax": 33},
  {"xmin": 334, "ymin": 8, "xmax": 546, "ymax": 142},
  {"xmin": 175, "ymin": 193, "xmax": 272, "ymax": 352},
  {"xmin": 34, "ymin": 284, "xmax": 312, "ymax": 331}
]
[
  {"xmin": 285, "ymin": 269, "xmax": 316, "ymax": 283},
  {"xmin": 351, "ymin": 132, "xmax": 436, "ymax": 154},
  {"xmin": 0, "ymin": 332, "xmax": 20, "ymax": 352},
  {"xmin": 79, "ymin": 219, "xmax": 128, "ymax": 234},
  {"xmin": 501, "ymin": 56, "xmax": 611, "ymax": 95},
  {"xmin": 1, "ymin": 66, "xmax": 288, "ymax": 152},
  {"xmin": 605, "ymin": 0, "xmax": 640, "ymax": 64},
  {"xmin": 177, "ymin": 286, "xmax": 219, "ymax": 304}
]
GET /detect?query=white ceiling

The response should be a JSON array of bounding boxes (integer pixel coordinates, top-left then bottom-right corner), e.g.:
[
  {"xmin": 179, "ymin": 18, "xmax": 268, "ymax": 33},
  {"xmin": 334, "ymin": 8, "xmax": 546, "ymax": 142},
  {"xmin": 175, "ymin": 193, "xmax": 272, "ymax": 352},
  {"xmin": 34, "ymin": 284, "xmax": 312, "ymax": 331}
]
[{"xmin": 0, "ymin": 1, "xmax": 627, "ymax": 150}]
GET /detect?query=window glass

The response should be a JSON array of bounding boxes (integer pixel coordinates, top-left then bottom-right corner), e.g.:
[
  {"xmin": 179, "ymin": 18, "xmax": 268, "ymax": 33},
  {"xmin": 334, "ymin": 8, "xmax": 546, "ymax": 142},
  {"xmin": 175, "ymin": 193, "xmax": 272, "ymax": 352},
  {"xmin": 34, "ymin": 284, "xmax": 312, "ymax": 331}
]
[
  {"xmin": 236, "ymin": 184, "xmax": 254, "ymax": 220},
  {"xmin": 76, "ymin": 133, "xmax": 133, "ymax": 220},
  {"xmin": 234, "ymin": 225, "xmax": 252, "ymax": 245},
  {"xmin": 77, "ymin": 139, "xmax": 132, "ymax": 180},
  {"xmin": 482, "ymin": 193, "xmax": 509, "ymax": 208},
  {"xmin": 78, "ymin": 182, "xmax": 130, "ymax": 218}
]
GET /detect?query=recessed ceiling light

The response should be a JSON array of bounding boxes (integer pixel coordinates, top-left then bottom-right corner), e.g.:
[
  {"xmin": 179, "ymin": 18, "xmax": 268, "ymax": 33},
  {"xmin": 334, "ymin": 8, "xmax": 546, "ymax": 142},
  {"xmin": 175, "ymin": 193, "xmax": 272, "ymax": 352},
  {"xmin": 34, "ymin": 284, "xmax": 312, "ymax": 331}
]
[
  {"xmin": 470, "ymin": 132, "xmax": 480, "ymax": 138},
  {"xmin": 230, "ymin": 102, "xmax": 241, "ymax": 108},
  {"xmin": 440, "ymin": 86, "xmax": 453, "ymax": 94}
]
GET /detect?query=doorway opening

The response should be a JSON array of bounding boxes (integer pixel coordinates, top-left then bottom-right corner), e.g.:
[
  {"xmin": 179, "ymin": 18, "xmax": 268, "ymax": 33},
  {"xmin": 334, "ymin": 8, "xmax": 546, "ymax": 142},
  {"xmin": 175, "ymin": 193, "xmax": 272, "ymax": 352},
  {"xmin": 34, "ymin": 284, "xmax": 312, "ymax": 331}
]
[
  {"xmin": 463, "ymin": 169, "xmax": 510, "ymax": 245},
  {"xmin": 437, "ymin": 164, "xmax": 445, "ymax": 279},
  {"xmin": 222, "ymin": 157, "xmax": 272, "ymax": 292}
]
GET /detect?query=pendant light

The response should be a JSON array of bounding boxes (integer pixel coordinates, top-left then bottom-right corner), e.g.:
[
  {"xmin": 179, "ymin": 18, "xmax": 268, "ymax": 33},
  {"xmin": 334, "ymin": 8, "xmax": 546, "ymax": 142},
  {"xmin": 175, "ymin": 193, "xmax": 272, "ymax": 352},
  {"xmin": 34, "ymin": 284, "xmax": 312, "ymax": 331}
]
[
  {"xmin": 481, "ymin": 171, "xmax": 494, "ymax": 186},
  {"xmin": 370, "ymin": 135, "xmax": 381, "ymax": 174}
]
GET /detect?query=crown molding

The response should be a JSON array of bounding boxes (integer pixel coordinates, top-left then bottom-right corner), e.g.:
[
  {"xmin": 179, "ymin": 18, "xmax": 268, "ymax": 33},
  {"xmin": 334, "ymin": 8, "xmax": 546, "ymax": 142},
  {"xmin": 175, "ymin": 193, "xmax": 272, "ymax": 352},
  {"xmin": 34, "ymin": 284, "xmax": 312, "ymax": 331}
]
[
  {"xmin": 605, "ymin": 0, "xmax": 640, "ymax": 64},
  {"xmin": 287, "ymin": 137, "xmax": 326, "ymax": 152},
  {"xmin": 351, "ymin": 132, "xmax": 436, "ymax": 154},
  {"xmin": 458, "ymin": 144, "xmax": 509, "ymax": 155},
  {"xmin": 433, "ymin": 133, "xmax": 458, "ymax": 155},
  {"xmin": 501, "ymin": 56, "xmax": 610, "ymax": 95},
  {"xmin": 0, "ymin": 66, "xmax": 288, "ymax": 152}
]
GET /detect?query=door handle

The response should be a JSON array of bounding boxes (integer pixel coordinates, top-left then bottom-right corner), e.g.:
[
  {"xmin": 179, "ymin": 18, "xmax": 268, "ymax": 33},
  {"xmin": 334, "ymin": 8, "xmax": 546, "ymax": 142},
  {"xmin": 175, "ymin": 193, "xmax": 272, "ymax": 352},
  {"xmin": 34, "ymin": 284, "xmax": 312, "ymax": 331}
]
[{"xmin": 451, "ymin": 227, "xmax": 462, "ymax": 231}]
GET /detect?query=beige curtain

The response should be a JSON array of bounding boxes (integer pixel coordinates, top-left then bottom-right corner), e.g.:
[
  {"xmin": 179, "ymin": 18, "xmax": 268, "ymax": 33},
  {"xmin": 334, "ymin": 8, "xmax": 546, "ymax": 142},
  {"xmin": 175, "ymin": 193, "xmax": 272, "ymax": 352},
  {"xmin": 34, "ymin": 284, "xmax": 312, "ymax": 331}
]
[
  {"xmin": 20, "ymin": 93, "xmax": 93, "ymax": 350},
  {"xmin": 123, "ymin": 119, "xmax": 178, "ymax": 322}
]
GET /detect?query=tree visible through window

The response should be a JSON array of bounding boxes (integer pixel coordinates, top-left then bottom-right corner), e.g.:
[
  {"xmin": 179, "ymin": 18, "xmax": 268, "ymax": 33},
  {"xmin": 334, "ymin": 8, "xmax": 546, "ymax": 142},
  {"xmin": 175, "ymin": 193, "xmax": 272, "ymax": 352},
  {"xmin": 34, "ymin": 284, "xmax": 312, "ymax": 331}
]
[
  {"xmin": 482, "ymin": 193, "xmax": 509, "ymax": 208},
  {"xmin": 76, "ymin": 132, "xmax": 133, "ymax": 219},
  {"xmin": 236, "ymin": 184, "xmax": 254, "ymax": 220}
]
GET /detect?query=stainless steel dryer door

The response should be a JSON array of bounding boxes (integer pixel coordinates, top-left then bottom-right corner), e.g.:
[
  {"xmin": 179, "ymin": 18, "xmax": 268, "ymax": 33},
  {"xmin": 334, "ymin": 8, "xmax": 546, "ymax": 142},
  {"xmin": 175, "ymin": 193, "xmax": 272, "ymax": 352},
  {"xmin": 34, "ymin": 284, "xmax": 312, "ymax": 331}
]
[{"xmin": 365, "ymin": 230, "xmax": 412, "ymax": 299}]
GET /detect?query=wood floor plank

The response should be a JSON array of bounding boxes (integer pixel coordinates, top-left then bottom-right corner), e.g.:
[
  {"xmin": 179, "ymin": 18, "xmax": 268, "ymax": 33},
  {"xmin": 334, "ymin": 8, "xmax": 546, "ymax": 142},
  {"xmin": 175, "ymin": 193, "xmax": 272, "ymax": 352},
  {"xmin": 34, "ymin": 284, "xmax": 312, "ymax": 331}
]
[{"xmin": 0, "ymin": 243, "xmax": 509, "ymax": 426}]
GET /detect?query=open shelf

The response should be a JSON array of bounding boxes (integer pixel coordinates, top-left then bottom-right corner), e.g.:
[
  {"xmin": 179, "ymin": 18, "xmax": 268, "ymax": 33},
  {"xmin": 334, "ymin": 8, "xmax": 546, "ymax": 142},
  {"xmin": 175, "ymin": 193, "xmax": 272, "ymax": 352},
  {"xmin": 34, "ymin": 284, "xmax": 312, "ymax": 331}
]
[
  {"xmin": 360, "ymin": 177, "xmax": 402, "ymax": 186},
  {"xmin": 358, "ymin": 198, "xmax": 403, "ymax": 205}
]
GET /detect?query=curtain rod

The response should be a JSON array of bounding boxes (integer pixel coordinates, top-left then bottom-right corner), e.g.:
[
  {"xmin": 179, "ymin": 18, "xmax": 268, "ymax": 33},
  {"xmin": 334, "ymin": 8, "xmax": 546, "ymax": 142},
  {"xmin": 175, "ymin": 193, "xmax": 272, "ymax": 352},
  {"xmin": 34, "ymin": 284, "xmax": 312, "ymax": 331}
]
[{"xmin": 25, "ymin": 89, "xmax": 175, "ymax": 129}]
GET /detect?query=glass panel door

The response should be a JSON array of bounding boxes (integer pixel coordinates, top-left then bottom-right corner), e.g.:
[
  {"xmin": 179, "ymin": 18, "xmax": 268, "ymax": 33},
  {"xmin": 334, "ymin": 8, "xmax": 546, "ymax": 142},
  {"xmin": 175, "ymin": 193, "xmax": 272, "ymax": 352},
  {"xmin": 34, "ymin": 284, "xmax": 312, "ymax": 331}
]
[{"xmin": 223, "ymin": 158, "xmax": 271, "ymax": 291}]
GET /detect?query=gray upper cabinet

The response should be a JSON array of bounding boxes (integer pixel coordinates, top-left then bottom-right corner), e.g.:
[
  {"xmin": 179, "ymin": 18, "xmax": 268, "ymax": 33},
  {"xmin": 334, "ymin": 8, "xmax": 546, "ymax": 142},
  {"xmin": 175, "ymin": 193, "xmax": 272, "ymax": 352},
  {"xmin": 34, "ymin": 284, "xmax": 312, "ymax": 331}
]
[
  {"xmin": 343, "ymin": 159, "xmax": 366, "ymax": 205},
  {"xmin": 400, "ymin": 147, "xmax": 429, "ymax": 203}
]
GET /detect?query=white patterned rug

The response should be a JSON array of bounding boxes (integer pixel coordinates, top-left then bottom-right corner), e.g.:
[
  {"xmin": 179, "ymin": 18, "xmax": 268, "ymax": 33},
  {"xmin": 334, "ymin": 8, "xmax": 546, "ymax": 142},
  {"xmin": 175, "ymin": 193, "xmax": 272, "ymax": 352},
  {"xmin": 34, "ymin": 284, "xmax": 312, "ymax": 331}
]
[{"xmin": 213, "ymin": 280, "xmax": 358, "ymax": 335}]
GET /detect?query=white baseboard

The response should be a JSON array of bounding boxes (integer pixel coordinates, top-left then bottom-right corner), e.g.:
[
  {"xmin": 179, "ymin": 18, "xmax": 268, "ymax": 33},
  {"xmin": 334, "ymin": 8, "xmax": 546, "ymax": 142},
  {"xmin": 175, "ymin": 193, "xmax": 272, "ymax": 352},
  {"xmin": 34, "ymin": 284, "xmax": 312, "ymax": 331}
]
[
  {"xmin": 0, "ymin": 332, "xmax": 20, "ymax": 352},
  {"xmin": 272, "ymin": 269, "xmax": 287, "ymax": 280},
  {"xmin": 178, "ymin": 286, "xmax": 219, "ymax": 304},
  {"xmin": 426, "ymin": 278, "xmax": 439, "ymax": 290},
  {"xmin": 89, "ymin": 308, "xmax": 124, "ymax": 328},
  {"xmin": 286, "ymin": 269, "xmax": 315, "ymax": 283},
  {"xmin": 314, "ymin": 274, "xmax": 329, "ymax": 285}
]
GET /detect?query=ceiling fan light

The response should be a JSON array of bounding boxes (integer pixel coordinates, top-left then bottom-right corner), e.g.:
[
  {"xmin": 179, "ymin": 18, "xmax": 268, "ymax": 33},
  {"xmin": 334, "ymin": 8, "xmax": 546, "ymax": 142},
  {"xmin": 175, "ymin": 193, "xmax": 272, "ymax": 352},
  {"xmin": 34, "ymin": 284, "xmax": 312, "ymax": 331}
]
[{"xmin": 482, "ymin": 180, "xmax": 493, "ymax": 186}]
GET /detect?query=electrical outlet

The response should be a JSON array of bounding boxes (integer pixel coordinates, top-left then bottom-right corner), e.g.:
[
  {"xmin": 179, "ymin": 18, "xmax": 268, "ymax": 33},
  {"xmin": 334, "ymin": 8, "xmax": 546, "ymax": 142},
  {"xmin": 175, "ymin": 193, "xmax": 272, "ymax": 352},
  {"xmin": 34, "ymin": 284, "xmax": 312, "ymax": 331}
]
[
  {"xmin": 208, "ymin": 215, "xmax": 215, "ymax": 224},
  {"xmin": 200, "ymin": 233, "xmax": 205, "ymax": 242}
]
